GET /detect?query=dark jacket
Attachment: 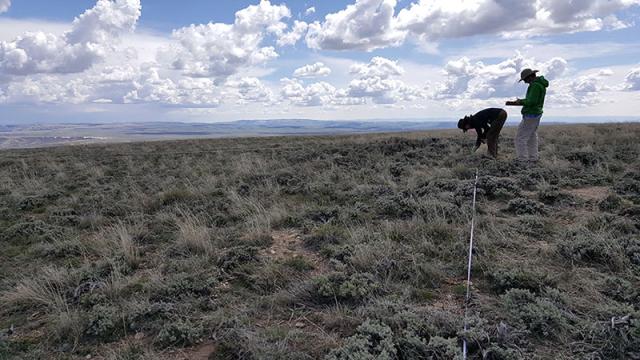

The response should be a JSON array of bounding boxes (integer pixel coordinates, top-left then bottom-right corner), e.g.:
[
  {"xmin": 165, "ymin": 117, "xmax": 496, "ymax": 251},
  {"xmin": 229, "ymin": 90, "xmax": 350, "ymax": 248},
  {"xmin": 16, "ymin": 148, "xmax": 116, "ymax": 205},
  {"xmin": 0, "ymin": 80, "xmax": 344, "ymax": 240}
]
[{"xmin": 469, "ymin": 108, "xmax": 503, "ymax": 147}]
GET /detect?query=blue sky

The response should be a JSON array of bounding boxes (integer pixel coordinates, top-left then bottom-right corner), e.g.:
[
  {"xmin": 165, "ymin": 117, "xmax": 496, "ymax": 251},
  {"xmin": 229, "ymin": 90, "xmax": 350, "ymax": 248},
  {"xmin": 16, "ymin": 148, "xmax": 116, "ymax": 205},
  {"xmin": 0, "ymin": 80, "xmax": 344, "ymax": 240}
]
[{"xmin": 1, "ymin": 0, "xmax": 639, "ymax": 124}]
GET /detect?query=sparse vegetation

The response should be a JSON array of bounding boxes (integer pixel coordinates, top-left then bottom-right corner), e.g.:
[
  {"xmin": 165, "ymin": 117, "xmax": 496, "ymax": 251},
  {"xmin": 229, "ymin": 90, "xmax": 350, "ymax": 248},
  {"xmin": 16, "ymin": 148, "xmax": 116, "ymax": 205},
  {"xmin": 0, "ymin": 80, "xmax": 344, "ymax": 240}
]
[{"xmin": 1, "ymin": 124, "xmax": 639, "ymax": 359}]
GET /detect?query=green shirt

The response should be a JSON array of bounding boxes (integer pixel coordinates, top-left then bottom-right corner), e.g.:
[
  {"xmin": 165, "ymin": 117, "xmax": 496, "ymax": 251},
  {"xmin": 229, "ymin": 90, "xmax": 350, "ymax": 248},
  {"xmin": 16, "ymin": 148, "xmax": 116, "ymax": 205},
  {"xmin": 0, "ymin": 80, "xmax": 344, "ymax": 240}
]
[{"xmin": 521, "ymin": 76, "xmax": 549, "ymax": 116}]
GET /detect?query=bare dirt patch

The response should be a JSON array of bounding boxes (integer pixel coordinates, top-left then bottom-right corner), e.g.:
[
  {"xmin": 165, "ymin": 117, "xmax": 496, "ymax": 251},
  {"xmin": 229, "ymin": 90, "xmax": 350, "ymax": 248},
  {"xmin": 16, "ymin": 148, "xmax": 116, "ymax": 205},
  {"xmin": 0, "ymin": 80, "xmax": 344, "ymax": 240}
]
[
  {"xmin": 261, "ymin": 230, "xmax": 329, "ymax": 275},
  {"xmin": 165, "ymin": 343, "xmax": 217, "ymax": 360},
  {"xmin": 567, "ymin": 186, "xmax": 609, "ymax": 201}
]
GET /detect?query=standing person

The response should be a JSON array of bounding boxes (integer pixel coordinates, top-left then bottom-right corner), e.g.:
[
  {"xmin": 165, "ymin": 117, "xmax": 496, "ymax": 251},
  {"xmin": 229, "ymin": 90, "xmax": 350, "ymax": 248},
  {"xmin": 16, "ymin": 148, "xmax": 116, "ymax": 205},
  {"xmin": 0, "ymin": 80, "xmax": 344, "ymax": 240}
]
[
  {"xmin": 506, "ymin": 68, "xmax": 549, "ymax": 163},
  {"xmin": 457, "ymin": 108, "xmax": 507, "ymax": 158}
]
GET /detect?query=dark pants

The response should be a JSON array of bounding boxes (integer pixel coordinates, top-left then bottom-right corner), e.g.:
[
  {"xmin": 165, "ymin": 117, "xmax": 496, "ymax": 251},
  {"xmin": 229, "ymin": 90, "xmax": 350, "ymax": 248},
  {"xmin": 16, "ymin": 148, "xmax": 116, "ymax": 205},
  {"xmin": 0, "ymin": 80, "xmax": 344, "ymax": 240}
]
[{"xmin": 486, "ymin": 110, "xmax": 507, "ymax": 158}]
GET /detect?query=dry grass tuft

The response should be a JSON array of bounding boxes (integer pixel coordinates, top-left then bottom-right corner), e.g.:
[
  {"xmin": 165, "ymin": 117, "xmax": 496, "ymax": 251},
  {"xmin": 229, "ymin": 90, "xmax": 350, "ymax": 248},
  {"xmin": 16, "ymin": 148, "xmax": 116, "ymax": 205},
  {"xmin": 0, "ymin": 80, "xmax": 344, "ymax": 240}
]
[
  {"xmin": 175, "ymin": 210, "xmax": 214, "ymax": 255},
  {"xmin": 1, "ymin": 266, "xmax": 70, "ymax": 313}
]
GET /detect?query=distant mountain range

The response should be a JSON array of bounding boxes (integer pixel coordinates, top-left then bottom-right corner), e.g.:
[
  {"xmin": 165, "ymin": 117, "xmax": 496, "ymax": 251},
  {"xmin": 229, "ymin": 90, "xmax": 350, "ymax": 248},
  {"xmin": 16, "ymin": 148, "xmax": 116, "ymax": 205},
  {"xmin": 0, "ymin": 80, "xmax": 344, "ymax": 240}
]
[
  {"xmin": 1, "ymin": 118, "xmax": 638, "ymax": 149},
  {"xmin": 0, "ymin": 119, "xmax": 455, "ymax": 149}
]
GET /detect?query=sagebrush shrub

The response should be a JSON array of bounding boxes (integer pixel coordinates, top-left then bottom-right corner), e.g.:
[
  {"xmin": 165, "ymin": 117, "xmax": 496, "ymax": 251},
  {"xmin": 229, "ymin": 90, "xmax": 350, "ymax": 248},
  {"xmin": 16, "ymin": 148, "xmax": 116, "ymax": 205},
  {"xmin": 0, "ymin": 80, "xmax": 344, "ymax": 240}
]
[
  {"xmin": 314, "ymin": 272, "xmax": 379, "ymax": 303},
  {"xmin": 501, "ymin": 288, "xmax": 572, "ymax": 338},
  {"xmin": 326, "ymin": 319, "xmax": 396, "ymax": 360},
  {"xmin": 506, "ymin": 198, "xmax": 546, "ymax": 215},
  {"xmin": 154, "ymin": 319, "xmax": 203, "ymax": 348},
  {"xmin": 217, "ymin": 246, "xmax": 259, "ymax": 271},
  {"xmin": 537, "ymin": 186, "xmax": 575, "ymax": 206},
  {"xmin": 598, "ymin": 194, "xmax": 623, "ymax": 212},
  {"xmin": 487, "ymin": 267, "xmax": 555, "ymax": 294},
  {"xmin": 85, "ymin": 305, "xmax": 122, "ymax": 341},
  {"xmin": 557, "ymin": 227, "xmax": 627, "ymax": 269}
]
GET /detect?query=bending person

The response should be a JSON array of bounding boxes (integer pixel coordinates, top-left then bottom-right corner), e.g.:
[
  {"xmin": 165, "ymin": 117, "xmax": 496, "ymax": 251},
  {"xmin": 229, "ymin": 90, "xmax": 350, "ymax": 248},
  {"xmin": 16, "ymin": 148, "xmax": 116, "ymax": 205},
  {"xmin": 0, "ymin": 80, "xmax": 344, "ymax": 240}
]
[{"xmin": 457, "ymin": 108, "xmax": 507, "ymax": 158}]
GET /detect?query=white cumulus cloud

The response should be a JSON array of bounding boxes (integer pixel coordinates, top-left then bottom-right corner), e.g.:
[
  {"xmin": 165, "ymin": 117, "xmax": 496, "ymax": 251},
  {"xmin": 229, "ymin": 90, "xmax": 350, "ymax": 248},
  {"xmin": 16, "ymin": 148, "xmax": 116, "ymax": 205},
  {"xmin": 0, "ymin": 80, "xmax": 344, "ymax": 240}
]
[
  {"xmin": 347, "ymin": 57, "xmax": 423, "ymax": 104},
  {"xmin": 0, "ymin": 0, "xmax": 141, "ymax": 76},
  {"xmin": 306, "ymin": 0, "xmax": 640, "ymax": 52},
  {"xmin": 550, "ymin": 69, "xmax": 614, "ymax": 107},
  {"xmin": 0, "ymin": 0, "xmax": 10, "ymax": 14},
  {"xmin": 432, "ymin": 52, "xmax": 620, "ymax": 109},
  {"xmin": 123, "ymin": 66, "xmax": 221, "ymax": 107},
  {"xmin": 226, "ymin": 77, "xmax": 275, "ymax": 104},
  {"xmin": 293, "ymin": 62, "xmax": 331, "ymax": 78},
  {"xmin": 305, "ymin": 0, "xmax": 406, "ymax": 51},
  {"xmin": 276, "ymin": 20, "xmax": 308, "ymax": 47},
  {"xmin": 282, "ymin": 57, "xmax": 423, "ymax": 107},
  {"xmin": 168, "ymin": 0, "xmax": 290, "ymax": 80},
  {"xmin": 280, "ymin": 77, "xmax": 342, "ymax": 106},
  {"xmin": 623, "ymin": 67, "xmax": 640, "ymax": 90},
  {"xmin": 397, "ymin": 0, "xmax": 640, "ymax": 40},
  {"xmin": 305, "ymin": 7, "xmax": 316, "ymax": 16},
  {"xmin": 349, "ymin": 56, "xmax": 404, "ymax": 79},
  {"xmin": 434, "ymin": 52, "xmax": 569, "ymax": 100}
]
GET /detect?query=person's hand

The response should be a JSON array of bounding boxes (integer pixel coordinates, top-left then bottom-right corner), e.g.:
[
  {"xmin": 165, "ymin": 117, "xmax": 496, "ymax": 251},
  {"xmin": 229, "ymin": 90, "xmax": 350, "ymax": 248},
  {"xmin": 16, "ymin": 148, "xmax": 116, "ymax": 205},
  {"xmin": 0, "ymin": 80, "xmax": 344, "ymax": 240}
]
[{"xmin": 505, "ymin": 99, "xmax": 520, "ymax": 106}]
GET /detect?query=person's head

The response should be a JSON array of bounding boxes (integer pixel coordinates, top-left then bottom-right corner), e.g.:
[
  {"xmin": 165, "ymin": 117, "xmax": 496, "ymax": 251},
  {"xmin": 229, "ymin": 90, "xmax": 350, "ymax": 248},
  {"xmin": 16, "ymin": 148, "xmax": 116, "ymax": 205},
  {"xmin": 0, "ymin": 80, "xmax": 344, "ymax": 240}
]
[
  {"xmin": 457, "ymin": 115, "xmax": 472, "ymax": 132},
  {"xmin": 519, "ymin": 68, "xmax": 538, "ymax": 84}
]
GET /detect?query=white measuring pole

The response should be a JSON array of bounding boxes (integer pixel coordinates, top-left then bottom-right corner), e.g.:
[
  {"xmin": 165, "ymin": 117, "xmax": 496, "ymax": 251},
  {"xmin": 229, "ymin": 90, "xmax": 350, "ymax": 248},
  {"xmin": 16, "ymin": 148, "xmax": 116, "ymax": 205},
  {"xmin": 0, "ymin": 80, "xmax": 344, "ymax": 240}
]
[{"xmin": 462, "ymin": 169, "xmax": 479, "ymax": 359}]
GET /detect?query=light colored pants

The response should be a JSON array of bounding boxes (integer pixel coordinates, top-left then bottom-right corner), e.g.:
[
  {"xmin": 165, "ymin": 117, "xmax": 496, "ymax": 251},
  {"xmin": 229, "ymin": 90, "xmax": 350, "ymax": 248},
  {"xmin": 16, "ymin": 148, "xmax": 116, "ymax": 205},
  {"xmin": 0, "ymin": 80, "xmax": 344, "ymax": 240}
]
[{"xmin": 515, "ymin": 115, "xmax": 541, "ymax": 161}]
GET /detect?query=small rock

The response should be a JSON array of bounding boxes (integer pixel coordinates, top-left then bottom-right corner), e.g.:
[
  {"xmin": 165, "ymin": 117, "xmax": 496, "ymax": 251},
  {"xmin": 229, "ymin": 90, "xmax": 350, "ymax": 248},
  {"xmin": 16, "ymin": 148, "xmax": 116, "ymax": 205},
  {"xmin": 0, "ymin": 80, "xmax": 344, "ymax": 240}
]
[
  {"xmin": 295, "ymin": 322, "xmax": 305, "ymax": 328},
  {"xmin": 85, "ymin": 355, "xmax": 92, "ymax": 359},
  {"xmin": 134, "ymin": 332, "xmax": 145, "ymax": 340}
]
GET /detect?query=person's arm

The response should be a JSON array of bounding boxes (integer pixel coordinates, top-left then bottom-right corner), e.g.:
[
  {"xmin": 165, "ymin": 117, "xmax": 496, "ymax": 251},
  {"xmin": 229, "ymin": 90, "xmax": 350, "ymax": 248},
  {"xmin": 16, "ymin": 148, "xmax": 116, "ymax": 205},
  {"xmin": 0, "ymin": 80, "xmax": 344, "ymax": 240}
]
[
  {"xmin": 521, "ymin": 83, "xmax": 542, "ymax": 107},
  {"xmin": 474, "ymin": 127, "xmax": 484, "ymax": 149}
]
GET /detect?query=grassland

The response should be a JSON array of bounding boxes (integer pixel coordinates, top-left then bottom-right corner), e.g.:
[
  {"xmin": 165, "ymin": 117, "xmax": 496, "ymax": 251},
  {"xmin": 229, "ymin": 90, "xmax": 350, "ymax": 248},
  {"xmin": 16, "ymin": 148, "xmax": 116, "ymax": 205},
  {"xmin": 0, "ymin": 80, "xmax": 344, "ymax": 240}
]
[{"xmin": 0, "ymin": 123, "xmax": 639, "ymax": 359}]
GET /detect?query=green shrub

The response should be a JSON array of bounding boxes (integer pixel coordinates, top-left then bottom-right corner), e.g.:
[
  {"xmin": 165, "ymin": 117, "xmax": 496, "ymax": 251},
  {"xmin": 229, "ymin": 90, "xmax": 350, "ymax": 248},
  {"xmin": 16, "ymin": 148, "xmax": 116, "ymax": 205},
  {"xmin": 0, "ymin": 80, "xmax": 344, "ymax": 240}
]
[
  {"xmin": 613, "ymin": 178, "xmax": 640, "ymax": 198},
  {"xmin": 282, "ymin": 257, "xmax": 314, "ymax": 272},
  {"xmin": 600, "ymin": 276, "xmax": 638, "ymax": 303},
  {"xmin": 154, "ymin": 319, "xmax": 203, "ymax": 348},
  {"xmin": 326, "ymin": 319, "xmax": 396, "ymax": 360},
  {"xmin": 321, "ymin": 244, "xmax": 354, "ymax": 263},
  {"xmin": 557, "ymin": 228, "xmax": 626, "ymax": 269},
  {"xmin": 1, "ymin": 220, "xmax": 65, "ymax": 244},
  {"xmin": 274, "ymin": 169, "xmax": 307, "ymax": 194},
  {"xmin": 537, "ymin": 186, "xmax": 575, "ymax": 206},
  {"xmin": 598, "ymin": 194, "xmax": 623, "ymax": 212},
  {"xmin": 106, "ymin": 343, "xmax": 146, "ymax": 360},
  {"xmin": 17, "ymin": 196, "xmax": 46, "ymax": 211},
  {"xmin": 487, "ymin": 267, "xmax": 555, "ymax": 294},
  {"xmin": 515, "ymin": 216, "xmax": 554, "ymax": 238},
  {"xmin": 375, "ymin": 193, "xmax": 416, "ymax": 220},
  {"xmin": 574, "ymin": 311, "xmax": 640, "ymax": 359},
  {"xmin": 314, "ymin": 272, "xmax": 379, "ymax": 303},
  {"xmin": 217, "ymin": 246, "xmax": 259, "ymax": 271},
  {"xmin": 423, "ymin": 336, "xmax": 461, "ymax": 359},
  {"xmin": 85, "ymin": 305, "xmax": 123, "ymax": 341},
  {"xmin": 211, "ymin": 339, "xmax": 251, "ymax": 360},
  {"xmin": 501, "ymin": 289, "xmax": 572, "ymax": 338},
  {"xmin": 303, "ymin": 224, "xmax": 346, "ymax": 251},
  {"xmin": 478, "ymin": 176, "xmax": 522, "ymax": 199},
  {"xmin": 506, "ymin": 198, "xmax": 546, "ymax": 215},
  {"xmin": 566, "ymin": 150, "xmax": 603, "ymax": 167},
  {"xmin": 125, "ymin": 301, "xmax": 175, "ymax": 332},
  {"xmin": 155, "ymin": 272, "xmax": 218, "ymax": 300}
]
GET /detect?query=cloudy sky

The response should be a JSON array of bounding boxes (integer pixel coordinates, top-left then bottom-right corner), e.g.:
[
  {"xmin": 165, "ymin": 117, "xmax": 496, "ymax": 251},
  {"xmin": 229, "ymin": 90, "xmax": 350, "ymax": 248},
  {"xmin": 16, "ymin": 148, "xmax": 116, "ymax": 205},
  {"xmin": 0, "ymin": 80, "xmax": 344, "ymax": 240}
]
[{"xmin": 1, "ymin": 0, "xmax": 639, "ymax": 123}]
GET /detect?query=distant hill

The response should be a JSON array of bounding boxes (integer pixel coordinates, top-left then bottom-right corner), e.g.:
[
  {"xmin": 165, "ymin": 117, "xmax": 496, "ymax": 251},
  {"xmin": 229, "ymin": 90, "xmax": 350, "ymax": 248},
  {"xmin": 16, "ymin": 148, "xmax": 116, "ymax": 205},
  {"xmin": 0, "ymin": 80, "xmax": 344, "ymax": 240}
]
[
  {"xmin": 1, "ymin": 118, "xmax": 638, "ymax": 149},
  {"xmin": 0, "ymin": 119, "xmax": 455, "ymax": 149}
]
